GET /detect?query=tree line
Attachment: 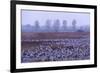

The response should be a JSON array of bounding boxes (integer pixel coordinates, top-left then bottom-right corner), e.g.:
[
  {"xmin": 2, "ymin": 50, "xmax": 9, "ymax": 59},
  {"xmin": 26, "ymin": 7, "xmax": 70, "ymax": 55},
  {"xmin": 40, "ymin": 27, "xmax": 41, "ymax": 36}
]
[{"xmin": 22, "ymin": 19, "xmax": 89, "ymax": 32}]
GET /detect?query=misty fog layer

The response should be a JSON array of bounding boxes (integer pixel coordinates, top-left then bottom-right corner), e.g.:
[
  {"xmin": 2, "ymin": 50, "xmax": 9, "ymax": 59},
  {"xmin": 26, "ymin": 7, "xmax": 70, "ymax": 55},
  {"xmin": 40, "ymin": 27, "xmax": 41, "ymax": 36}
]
[{"xmin": 22, "ymin": 10, "xmax": 90, "ymax": 32}]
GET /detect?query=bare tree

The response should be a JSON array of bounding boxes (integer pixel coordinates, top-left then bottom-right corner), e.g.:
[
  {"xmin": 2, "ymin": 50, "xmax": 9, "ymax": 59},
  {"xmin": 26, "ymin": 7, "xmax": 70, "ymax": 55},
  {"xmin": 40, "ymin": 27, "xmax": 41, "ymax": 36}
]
[
  {"xmin": 72, "ymin": 19, "xmax": 77, "ymax": 31},
  {"xmin": 34, "ymin": 20, "xmax": 40, "ymax": 32},
  {"xmin": 45, "ymin": 19, "xmax": 51, "ymax": 32},
  {"xmin": 62, "ymin": 20, "xmax": 67, "ymax": 31},
  {"xmin": 53, "ymin": 19, "xmax": 60, "ymax": 32}
]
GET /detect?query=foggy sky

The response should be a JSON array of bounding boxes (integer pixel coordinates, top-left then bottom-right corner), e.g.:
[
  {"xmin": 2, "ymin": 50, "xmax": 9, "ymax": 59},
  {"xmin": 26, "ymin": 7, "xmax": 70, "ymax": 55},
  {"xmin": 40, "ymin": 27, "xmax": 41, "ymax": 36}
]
[{"xmin": 22, "ymin": 10, "xmax": 90, "ymax": 27}]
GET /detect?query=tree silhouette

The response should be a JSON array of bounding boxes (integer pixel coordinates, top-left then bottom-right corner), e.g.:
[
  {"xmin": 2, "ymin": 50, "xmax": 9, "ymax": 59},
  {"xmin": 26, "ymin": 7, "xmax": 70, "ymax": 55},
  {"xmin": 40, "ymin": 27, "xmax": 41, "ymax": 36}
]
[
  {"xmin": 34, "ymin": 20, "xmax": 40, "ymax": 32},
  {"xmin": 62, "ymin": 20, "xmax": 67, "ymax": 31},
  {"xmin": 53, "ymin": 19, "xmax": 60, "ymax": 32},
  {"xmin": 45, "ymin": 19, "xmax": 51, "ymax": 32},
  {"xmin": 72, "ymin": 19, "xmax": 77, "ymax": 31}
]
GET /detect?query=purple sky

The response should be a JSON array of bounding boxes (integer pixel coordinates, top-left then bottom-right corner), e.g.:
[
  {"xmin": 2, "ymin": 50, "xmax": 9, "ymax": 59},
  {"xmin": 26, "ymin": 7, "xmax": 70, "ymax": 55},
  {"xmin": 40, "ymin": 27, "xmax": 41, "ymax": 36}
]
[{"xmin": 22, "ymin": 10, "xmax": 90, "ymax": 27}]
